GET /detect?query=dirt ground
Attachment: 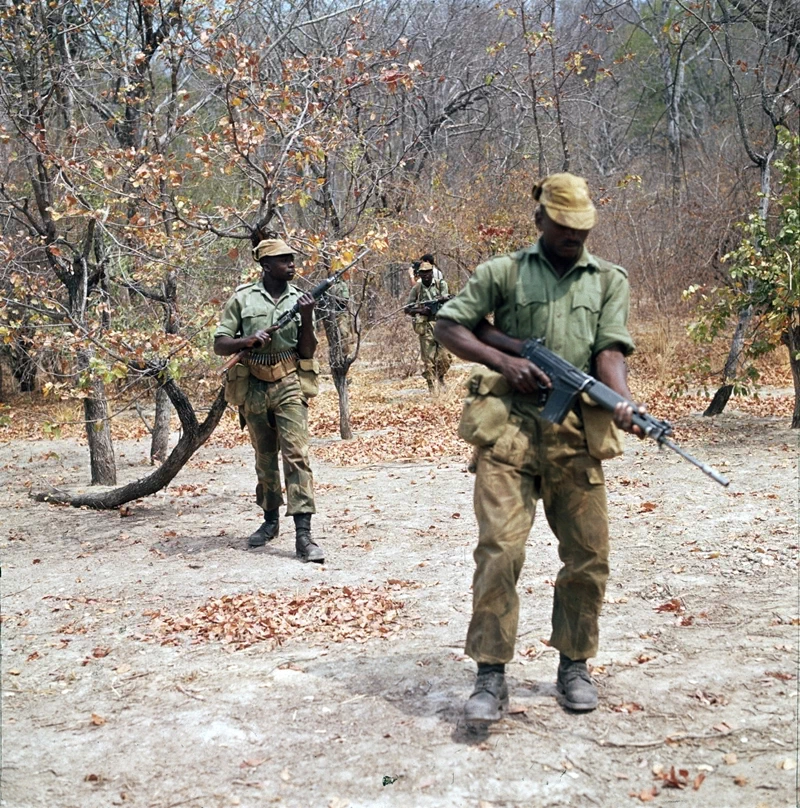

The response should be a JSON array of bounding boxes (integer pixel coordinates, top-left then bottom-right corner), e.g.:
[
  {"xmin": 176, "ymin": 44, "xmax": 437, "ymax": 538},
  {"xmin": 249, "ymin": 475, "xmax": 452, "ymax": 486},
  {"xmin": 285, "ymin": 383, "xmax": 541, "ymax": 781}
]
[{"xmin": 1, "ymin": 377, "xmax": 798, "ymax": 808}]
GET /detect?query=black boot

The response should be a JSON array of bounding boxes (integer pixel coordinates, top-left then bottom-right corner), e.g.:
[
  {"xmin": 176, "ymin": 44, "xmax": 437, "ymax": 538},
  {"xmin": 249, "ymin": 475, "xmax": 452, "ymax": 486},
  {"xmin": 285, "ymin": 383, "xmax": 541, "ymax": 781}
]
[
  {"xmin": 294, "ymin": 513, "xmax": 324, "ymax": 563},
  {"xmin": 247, "ymin": 509, "xmax": 280, "ymax": 548},
  {"xmin": 557, "ymin": 654, "xmax": 598, "ymax": 711},
  {"xmin": 464, "ymin": 664, "xmax": 508, "ymax": 725}
]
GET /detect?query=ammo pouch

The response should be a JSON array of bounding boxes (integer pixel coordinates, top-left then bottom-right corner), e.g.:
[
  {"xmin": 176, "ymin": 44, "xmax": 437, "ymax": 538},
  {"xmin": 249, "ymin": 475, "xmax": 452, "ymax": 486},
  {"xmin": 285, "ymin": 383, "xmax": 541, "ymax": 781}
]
[
  {"xmin": 457, "ymin": 367, "xmax": 512, "ymax": 447},
  {"xmin": 296, "ymin": 358, "xmax": 320, "ymax": 398},
  {"xmin": 412, "ymin": 316, "xmax": 430, "ymax": 336},
  {"xmin": 224, "ymin": 363, "xmax": 251, "ymax": 407},
  {"xmin": 246, "ymin": 355, "xmax": 297, "ymax": 383},
  {"xmin": 579, "ymin": 393, "xmax": 624, "ymax": 460}
]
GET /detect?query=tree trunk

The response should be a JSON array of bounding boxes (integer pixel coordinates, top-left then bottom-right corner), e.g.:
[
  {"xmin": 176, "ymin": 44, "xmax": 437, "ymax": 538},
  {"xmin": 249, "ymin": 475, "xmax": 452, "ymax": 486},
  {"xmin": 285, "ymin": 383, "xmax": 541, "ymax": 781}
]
[
  {"xmin": 33, "ymin": 384, "xmax": 227, "ymax": 508},
  {"xmin": 150, "ymin": 384, "xmax": 172, "ymax": 463},
  {"xmin": 783, "ymin": 324, "xmax": 800, "ymax": 429},
  {"xmin": 703, "ymin": 303, "xmax": 753, "ymax": 416},
  {"xmin": 77, "ymin": 348, "xmax": 116, "ymax": 485},
  {"xmin": 332, "ymin": 367, "xmax": 352, "ymax": 440}
]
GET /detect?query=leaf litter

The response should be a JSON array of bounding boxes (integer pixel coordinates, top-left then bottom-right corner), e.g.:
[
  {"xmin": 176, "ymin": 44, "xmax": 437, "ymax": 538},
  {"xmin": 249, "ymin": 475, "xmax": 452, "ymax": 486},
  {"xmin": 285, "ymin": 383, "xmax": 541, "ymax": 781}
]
[{"xmin": 143, "ymin": 583, "xmax": 416, "ymax": 650}]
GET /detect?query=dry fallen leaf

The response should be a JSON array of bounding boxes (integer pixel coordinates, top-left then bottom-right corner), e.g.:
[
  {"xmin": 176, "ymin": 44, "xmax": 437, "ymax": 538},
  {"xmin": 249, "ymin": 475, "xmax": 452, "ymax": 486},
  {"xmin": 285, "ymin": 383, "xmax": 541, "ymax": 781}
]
[
  {"xmin": 733, "ymin": 775, "xmax": 748, "ymax": 786},
  {"xmin": 508, "ymin": 705, "xmax": 528, "ymax": 715},
  {"xmin": 240, "ymin": 758, "xmax": 268, "ymax": 769},
  {"xmin": 723, "ymin": 753, "xmax": 738, "ymax": 765},
  {"xmin": 693, "ymin": 772, "xmax": 706, "ymax": 790},
  {"xmin": 778, "ymin": 758, "xmax": 796, "ymax": 770},
  {"xmin": 90, "ymin": 713, "xmax": 106, "ymax": 726}
]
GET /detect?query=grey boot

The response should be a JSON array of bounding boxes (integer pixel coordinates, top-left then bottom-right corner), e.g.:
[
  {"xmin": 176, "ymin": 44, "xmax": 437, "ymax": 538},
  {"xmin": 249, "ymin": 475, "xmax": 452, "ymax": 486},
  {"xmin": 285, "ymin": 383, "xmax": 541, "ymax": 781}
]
[
  {"xmin": 557, "ymin": 655, "xmax": 598, "ymax": 711},
  {"xmin": 294, "ymin": 513, "xmax": 324, "ymax": 563},
  {"xmin": 464, "ymin": 667, "xmax": 508, "ymax": 725},
  {"xmin": 247, "ymin": 509, "xmax": 280, "ymax": 548}
]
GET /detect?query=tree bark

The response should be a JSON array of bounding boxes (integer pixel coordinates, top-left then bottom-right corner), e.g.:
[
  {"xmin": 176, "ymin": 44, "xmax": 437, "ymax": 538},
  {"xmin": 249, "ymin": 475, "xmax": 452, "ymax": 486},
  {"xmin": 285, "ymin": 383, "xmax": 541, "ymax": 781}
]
[
  {"xmin": 783, "ymin": 325, "xmax": 800, "ymax": 429},
  {"xmin": 703, "ymin": 302, "xmax": 753, "ymax": 416},
  {"xmin": 76, "ymin": 348, "xmax": 117, "ymax": 484},
  {"xmin": 33, "ymin": 384, "xmax": 226, "ymax": 508},
  {"xmin": 150, "ymin": 384, "xmax": 172, "ymax": 463}
]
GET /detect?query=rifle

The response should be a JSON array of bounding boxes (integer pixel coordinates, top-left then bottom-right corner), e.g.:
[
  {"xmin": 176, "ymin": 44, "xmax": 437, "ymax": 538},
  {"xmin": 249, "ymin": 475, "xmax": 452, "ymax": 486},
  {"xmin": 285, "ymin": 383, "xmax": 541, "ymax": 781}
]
[
  {"xmin": 219, "ymin": 248, "xmax": 370, "ymax": 374},
  {"xmin": 519, "ymin": 338, "xmax": 730, "ymax": 487},
  {"xmin": 405, "ymin": 295, "xmax": 454, "ymax": 319}
]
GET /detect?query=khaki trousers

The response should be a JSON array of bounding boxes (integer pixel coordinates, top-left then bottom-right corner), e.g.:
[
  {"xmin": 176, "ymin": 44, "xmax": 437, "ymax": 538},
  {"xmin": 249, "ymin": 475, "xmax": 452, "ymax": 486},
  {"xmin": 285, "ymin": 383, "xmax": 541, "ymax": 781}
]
[
  {"xmin": 243, "ymin": 373, "xmax": 316, "ymax": 515},
  {"xmin": 465, "ymin": 411, "xmax": 609, "ymax": 663}
]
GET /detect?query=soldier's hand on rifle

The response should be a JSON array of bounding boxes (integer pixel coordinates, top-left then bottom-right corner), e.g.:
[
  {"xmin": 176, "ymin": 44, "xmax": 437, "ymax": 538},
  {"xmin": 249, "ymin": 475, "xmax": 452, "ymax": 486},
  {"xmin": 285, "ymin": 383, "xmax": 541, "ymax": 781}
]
[
  {"xmin": 613, "ymin": 401, "xmax": 647, "ymax": 438},
  {"xmin": 298, "ymin": 292, "xmax": 316, "ymax": 322},
  {"xmin": 498, "ymin": 355, "xmax": 552, "ymax": 395},
  {"xmin": 247, "ymin": 329, "xmax": 273, "ymax": 349}
]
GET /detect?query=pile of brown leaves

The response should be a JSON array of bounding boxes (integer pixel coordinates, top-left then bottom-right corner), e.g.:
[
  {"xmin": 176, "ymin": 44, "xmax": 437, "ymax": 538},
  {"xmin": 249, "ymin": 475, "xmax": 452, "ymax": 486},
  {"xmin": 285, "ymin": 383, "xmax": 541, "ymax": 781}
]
[{"xmin": 144, "ymin": 584, "xmax": 414, "ymax": 650}]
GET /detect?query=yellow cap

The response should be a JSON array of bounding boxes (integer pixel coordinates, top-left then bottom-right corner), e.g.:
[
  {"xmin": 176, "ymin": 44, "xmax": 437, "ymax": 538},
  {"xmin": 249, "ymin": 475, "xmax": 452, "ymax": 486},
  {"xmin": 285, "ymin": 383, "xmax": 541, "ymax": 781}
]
[
  {"xmin": 532, "ymin": 173, "xmax": 597, "ymax": 230},
  {"xmin": 252, "ymin": 238, "xmax": 293, "ymax": 262}
]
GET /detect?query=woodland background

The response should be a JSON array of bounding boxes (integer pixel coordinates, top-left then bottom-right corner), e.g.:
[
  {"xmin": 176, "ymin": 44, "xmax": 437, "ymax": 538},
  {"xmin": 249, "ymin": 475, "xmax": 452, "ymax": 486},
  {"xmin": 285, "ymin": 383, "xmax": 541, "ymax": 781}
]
[{"xmin": 0, "ymin": 0, "xmax": 799, "ymax": 491}]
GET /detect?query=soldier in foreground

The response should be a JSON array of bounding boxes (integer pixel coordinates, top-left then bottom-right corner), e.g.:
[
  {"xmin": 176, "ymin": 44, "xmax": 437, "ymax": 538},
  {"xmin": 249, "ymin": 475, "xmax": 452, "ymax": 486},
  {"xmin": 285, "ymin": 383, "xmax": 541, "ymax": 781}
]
[
  {"xmin": 214, "ymin": 230, "xmax": 324, "ymax": 563},
  {"xmin": 434, "ymin": 173, "xmax": 645, "ymax": 721},
  {"xmin": 405, "ymin": 259, "xmax": 453, "ymax": 393}
]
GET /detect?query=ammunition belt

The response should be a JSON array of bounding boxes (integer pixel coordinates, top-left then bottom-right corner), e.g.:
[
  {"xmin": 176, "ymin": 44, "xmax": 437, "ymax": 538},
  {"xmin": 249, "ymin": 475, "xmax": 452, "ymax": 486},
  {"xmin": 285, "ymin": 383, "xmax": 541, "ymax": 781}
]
[{"xmin": 245, "ymin": 349, "xmax": 299, "ymax": 366}]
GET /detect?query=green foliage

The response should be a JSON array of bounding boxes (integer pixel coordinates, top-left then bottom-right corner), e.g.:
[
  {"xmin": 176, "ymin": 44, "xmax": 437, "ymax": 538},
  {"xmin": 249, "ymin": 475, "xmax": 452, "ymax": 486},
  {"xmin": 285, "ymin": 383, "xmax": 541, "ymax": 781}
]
[{"xmin": 685, "ymin": 127, "xmax": 800, "ymax": 381}]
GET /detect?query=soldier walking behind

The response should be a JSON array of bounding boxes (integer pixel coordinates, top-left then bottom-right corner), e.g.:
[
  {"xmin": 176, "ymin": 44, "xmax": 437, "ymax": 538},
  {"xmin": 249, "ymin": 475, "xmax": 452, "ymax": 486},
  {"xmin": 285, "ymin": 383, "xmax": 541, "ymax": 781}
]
[
  {"xmin": 214, "ymin": 230, "xmax": 324, "ymax": 563},
  {"xmin": 435, "ymin": 173, "xmax": 646, "ymax": 722},
  {"xmin": 405, "ymin": 260, "xmax": 452, "ymax": 393}
]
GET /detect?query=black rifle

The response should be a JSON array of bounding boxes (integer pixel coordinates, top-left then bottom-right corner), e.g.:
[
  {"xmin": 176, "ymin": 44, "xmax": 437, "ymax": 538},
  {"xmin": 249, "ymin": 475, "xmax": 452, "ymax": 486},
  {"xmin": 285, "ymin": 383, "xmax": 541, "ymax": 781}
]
[
  {"xmin": 405, "ymin": 295, "xmax": 454, "ymax": 319},
  {"xmin": 520, "ymin": 338, "xmax": 729, "ymax": 487},
  {"xmin": 219, "ymin": 248, "xmax": 369, "ymax": 373}
]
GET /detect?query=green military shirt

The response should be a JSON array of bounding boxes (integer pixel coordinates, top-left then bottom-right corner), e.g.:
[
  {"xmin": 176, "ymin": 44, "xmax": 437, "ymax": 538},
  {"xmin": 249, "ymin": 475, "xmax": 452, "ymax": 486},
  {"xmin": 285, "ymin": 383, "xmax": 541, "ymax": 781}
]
[
  {"xmin": 407, "ymin": 277, "xmax": 449, "ymax": 306},
  {"xmin": 215, "ymin": 280, "xmax": 313, "ymax": 355},
  {"xmin": 438, "ymin": 240, "xmax": 634, "ymax": 419}
]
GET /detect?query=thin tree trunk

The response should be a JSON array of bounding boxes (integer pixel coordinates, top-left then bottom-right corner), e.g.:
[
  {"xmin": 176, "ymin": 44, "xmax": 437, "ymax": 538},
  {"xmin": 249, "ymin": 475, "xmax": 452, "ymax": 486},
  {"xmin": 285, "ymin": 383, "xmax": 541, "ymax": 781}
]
[
  {"xmin": 332, "ymin": 368, "xmax": 352, "ymax": 440},
  {"xmin": 704, "ymin": 302, "xmax": 752, "ymax": 416},
  {"xmin": 77, "ymin": 348, "xmax": 116, "ymax": 484},
  {"xmin": 34, "ymin": 384, "xmax": 226, "ymax": 508},
  {"xmin": 151, "ymin": 384, "xmax": 172, "ymax": 463},
  {"xmin": 783, "ymin": 324, "xmax": 800, "ymax": 429}
]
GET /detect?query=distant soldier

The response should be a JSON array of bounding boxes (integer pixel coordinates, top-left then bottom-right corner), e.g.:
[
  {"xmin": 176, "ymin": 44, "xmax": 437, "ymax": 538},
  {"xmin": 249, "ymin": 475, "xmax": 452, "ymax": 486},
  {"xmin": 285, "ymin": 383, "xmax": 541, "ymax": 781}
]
[
  {"xmin": 404, "ymin": 260, "xmax": 452, "ymax": 393},
  {"xmin": 213, "ymin": 229, "xmax": 324, "ymax": 563},
  {"xmin": 407, "ymin": 252, "xmax": 444, "ymax": 287}
]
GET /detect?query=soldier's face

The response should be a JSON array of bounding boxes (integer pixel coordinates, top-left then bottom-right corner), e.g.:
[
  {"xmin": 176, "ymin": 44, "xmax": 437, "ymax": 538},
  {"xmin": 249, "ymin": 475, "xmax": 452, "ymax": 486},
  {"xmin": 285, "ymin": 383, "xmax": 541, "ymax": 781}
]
[
  {"xmin": 419, "ymin": 269, "xmax": 434, "ymax": 286},
  {"xmin": 263, "ymin": 254, "xmax": 295, "ymax": 282},
  {"xmin": 536, "ymin": 208, "xmax": 590, "ymax": 263}
]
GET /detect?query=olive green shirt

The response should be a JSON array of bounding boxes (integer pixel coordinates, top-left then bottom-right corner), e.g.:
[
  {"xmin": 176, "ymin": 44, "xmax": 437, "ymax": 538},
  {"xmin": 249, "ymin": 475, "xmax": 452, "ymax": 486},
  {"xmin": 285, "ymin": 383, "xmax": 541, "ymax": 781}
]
[
  {"xmin": 407, "ymin": 278, "xmax": 449, "ymax": 327},
  {"xmin": 215, "ymin": 280, "xmax": 313, "ymax": 355},
  {"xmin": 438, "ymin": 240, "xmax": 634, "ymax": 419}
]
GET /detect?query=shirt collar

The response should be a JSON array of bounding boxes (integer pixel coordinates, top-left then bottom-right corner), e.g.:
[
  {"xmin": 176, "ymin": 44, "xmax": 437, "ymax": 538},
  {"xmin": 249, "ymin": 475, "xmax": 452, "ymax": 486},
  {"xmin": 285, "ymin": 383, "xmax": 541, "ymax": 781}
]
[{"xmin": 528, "ymin": 239, "xmax": 598, "ymax": 277}]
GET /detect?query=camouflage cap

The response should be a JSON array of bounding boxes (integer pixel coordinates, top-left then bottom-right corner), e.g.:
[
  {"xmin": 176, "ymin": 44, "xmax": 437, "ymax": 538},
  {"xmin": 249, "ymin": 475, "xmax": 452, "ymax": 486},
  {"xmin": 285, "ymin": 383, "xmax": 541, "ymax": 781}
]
[
  {"xmin": 532, "ymin": 173, "xmax": 597, "ymax": 230},
  {"xmin": 252, "ymin": 238, "xmax": 293, "ymax": 262},
  {"xmin": 418, "ymin": 261, "xmax": 435, "ymax": 272}
]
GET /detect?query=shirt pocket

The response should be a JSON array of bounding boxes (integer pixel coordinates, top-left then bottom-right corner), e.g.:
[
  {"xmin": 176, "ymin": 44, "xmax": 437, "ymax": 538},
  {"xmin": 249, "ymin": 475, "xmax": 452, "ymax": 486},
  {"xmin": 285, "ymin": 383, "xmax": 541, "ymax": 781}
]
[
  {"xmin": 514, "ymin": 285, "xmax": 550, "ymax": 339},
  {"xmin": 569, "ymin": 285, "xmax": 602, "ymax": 347},
  {"xmin": 241, "ymin": 304, "xmax": 271, "ymax": 336}
]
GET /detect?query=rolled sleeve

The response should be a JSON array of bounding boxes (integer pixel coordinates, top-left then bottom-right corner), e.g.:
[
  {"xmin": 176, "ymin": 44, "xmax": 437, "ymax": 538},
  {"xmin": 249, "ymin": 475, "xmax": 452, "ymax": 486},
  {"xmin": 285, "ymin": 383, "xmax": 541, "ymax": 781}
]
[
  {"xmin": 214, "ymin": 294, "xmax": 242, "ymax": 339},
  {"xmin": 594, "ymin": 272, "xmax": 635, "ymax": 356},
  {"xmin": 436, "ymin": 261, "xmax": 500, "ymax": 329}
]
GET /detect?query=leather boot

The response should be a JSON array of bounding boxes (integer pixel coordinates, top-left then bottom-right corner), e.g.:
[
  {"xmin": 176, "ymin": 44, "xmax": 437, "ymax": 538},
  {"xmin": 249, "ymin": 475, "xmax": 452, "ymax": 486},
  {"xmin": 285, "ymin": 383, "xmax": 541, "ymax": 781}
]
[
  {"xmin": 557, "ymin": 655, "xmax": 598, "ymax": 711},
  {"xmin": 464, "ymin": 666, "xmax": 508, "ymax": 725},
  {"xmin": 294, "ymin": 513, "xmax": 324, "ymax": 563},
  {"xmin": 247, "ymin": 509, "xmax": 280, "ymax": 548}
]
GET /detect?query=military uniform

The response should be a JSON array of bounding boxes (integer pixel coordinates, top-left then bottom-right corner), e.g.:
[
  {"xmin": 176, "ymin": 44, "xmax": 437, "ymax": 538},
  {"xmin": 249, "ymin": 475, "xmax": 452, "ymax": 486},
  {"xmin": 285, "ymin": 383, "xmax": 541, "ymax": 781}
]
[
  {"xmin": 215, "ymin": 280, "xmax": 316, "ymax": 516},
  {"xmin": 407, "ymin": 277, "xmax": 452, "ymax": 390},
  {"xmin": 438, "ymin": 241, "xmax": 634, "ymax": 664}
]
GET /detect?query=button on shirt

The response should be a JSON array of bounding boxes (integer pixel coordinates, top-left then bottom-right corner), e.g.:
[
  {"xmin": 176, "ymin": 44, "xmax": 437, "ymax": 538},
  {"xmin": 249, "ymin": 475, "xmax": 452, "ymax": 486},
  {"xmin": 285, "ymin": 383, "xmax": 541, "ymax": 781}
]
[{"xmin": 214, "ymin": 281, "xmax": 312, "ymax": 355}]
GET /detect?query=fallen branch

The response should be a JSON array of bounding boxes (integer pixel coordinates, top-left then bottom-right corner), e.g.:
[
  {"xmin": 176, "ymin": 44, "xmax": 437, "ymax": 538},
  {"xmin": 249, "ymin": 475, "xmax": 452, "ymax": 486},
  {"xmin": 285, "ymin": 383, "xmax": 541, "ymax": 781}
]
[{"xmin": 32, "ymin": 382, "xmax": 227, "ymax": 509}]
